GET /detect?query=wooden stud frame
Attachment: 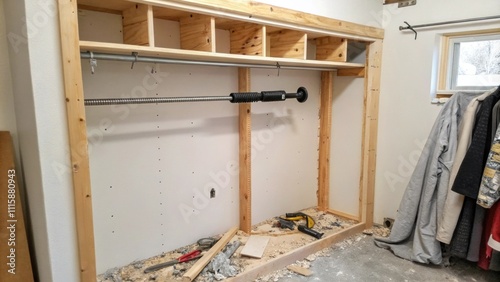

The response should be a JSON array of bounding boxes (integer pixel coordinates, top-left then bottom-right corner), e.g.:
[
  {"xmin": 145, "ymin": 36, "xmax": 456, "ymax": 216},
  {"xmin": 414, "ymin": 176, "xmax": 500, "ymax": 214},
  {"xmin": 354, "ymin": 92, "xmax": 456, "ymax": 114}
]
[
  {"xmin": 238, "ymin": 68, "xmax": 252, "ymax": 234},
  {"xmin": 57, "ymin": 0, "xmax": 97, "ymax": 280},
  {"xmin": 359, "ymin": 40, "xmax": 383, "ymax": 227},
  {"xmin": 57, "ymin": 0, "xmax": 383, "ymax": 280},
  {"xmin": 317, "ymin": 71, "xmax": 333, "ymax": 211}
]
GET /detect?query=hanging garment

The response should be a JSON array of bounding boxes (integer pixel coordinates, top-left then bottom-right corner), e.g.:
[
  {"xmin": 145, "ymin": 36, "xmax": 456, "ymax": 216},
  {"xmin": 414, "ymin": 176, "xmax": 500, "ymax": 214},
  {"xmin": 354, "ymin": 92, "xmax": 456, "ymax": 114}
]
[
  {"xmin": 436, "ymin": 90, "xmax": 494, "ymax": 244},
  {"xmin": 477, "ymin": 118, "xmax": 500, "ymax": 208},
  {"xmin": 466, "ymin": 206, "xmax": 485, "ymax": 261},
  {"xmin": 374, "ymin": 92, "xmax": 479, "ymax": 264},
  {"xmin": 478, "ymin": 201, "xmax": 500, "ymax": 270},
  {"xmin": 452, "ymin": 87, "xmax": 500, "ymax": 198},
  {"xmin": 450, "ymin": 87, "xmax": 500, "ymax": 257},
  {"xmin": 466, "ymin": 95, "xmax": 500, "ymax": 261}
]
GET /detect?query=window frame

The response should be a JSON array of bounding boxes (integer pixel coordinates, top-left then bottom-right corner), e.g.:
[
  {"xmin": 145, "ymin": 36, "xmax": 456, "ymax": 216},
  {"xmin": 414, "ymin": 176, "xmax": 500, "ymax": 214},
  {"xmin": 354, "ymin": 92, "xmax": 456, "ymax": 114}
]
[{"xmin": 438, "ymin": 29, "xmax": 500, "ymax": 95}]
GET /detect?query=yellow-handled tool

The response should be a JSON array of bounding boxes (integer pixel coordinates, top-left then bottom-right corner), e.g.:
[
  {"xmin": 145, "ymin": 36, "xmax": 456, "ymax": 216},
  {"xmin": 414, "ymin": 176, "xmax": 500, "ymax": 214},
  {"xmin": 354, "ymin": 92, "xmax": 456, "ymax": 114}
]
[{"xmin": 282, "ymin": 212, "xmax": 315, "ymax": 229}]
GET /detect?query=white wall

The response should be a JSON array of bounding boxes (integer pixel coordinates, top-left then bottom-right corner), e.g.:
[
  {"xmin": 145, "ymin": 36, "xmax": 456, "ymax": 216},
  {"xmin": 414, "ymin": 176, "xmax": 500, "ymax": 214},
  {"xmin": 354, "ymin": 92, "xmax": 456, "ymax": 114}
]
[
  {"xmin": 3, "ymin": 0, "xmax": 80, "ymax": 281},
  {"xmin": 256, "ymin": 0, "xmax": 383, "ymax": 28},
  {"xmin": 0, "ymin": 0, "xmax": 19, "ymax": 155},
  {"xmin": 374, "ymin": 0, "xmax": 500, "ymax": 224}
]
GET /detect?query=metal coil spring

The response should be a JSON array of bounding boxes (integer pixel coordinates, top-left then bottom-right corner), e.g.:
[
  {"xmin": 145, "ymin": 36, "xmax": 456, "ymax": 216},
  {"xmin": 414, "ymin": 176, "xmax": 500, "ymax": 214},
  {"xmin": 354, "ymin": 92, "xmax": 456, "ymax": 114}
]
[{"xmin": 84, "ymin": 96, "xmax": 232, "ymax": 106}]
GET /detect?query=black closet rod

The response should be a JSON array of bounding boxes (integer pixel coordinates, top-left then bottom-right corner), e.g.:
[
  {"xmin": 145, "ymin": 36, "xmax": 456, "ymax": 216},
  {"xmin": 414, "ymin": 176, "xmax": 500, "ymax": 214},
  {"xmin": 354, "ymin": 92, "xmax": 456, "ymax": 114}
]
[
  {"xmin": 400, "ymin": 15, "xmax": 500, "ymax": 32},
  {"xmin": 84, "ymin": 87, "xmax": 308, "ymax": 106}
]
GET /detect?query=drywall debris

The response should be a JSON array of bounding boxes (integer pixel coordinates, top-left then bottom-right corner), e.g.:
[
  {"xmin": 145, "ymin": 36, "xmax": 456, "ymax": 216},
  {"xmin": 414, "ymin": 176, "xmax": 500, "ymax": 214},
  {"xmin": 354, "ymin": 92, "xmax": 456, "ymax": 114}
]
[
  {"xmin": 305, "ymin": 254, "xmax": 316, "ymax": 262},
  {"xmin": 133, "ymin": 262, "xmax": 144, "ymax": 269},
  {"xmin": 202, "ymin": 241, "xmax": 241, "ymax": 280},
  {"xmin": 101, "ymin": 267, "xmax": 122, "ymax": 282}
]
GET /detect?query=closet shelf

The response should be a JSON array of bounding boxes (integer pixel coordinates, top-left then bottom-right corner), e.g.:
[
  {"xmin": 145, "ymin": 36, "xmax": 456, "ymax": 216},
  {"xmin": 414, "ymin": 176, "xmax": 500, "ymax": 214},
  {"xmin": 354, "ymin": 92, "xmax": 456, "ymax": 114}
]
[{"xmin": 80, "ymin": 41, "xmax": 366, "ymax": 70}]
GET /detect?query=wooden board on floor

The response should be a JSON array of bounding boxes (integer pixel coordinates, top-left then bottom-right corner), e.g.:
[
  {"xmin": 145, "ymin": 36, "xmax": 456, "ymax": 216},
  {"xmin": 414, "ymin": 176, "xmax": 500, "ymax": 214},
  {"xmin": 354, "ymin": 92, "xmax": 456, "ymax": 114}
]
[
  {"xmin": 240, "ymin": 236, "xmax": 270, "ymax": 258},
  {"xmin": 0, "ymin": 132, "xmax": 34, "ymax": 281},
  {"xmin": 227, "ymin": 223, "xmax": 366, "ymax": 282},
  {"xmin": 182, "ymin": 226, "xmax": 238, "ymax": 282},
  {"xmin": 287, "ymin": 265, "xmax": 312, "ymax": 276}
]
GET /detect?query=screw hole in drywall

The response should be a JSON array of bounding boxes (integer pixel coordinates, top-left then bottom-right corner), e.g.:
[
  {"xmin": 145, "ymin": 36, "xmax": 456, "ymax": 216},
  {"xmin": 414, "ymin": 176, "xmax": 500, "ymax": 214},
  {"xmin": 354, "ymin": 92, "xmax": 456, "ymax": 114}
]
[{"xmin": 210, "ymin": 188, "xmax": 216, "ymax": 198}]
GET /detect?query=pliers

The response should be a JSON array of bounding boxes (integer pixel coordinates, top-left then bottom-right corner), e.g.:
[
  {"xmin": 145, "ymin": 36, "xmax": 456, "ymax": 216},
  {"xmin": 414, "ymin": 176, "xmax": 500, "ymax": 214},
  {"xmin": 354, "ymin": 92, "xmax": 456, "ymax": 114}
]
[
  {"xmin": 143, "ymin": 237, "xmax": 218, "ymax": 273},
  {"xmin": 143, "ymin": 250, "xmax": 201, "ymax": 273}
]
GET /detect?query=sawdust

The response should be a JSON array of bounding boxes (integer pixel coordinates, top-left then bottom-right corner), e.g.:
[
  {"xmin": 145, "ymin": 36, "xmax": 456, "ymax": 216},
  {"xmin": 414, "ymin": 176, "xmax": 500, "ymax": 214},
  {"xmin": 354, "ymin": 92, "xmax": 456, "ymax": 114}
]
[
  {"xmin": 362, "ymin": 224, "xmax": 391, "ymax": 237},
  {"xmin": 97, "ymin": 208, "xmax": 357, "ymax": 282}
]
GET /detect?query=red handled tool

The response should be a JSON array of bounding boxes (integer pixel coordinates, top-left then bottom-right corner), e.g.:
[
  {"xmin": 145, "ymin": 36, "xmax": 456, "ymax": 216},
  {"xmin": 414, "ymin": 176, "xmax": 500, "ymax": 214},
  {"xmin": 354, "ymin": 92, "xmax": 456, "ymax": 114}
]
[
  {"xmin": 143, "ymin": 250, "xmax": 202, "ymax": 273},
  {"xmin": 143, "ymin": 237, "xmax": 218, "ymax": 274}
]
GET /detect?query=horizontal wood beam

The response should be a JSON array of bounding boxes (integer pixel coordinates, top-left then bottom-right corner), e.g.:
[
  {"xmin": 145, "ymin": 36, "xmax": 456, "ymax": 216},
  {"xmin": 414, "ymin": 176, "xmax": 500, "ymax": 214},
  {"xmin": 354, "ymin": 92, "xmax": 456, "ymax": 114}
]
[
  {"xmin": 327, "ymin": 209, "xmax": 360, "ymax": 221},
  {"xmin": 337, "ymin": 67, "xmax": 365, "ymax": 77},
  {"xmin": 130, "ymin": 0, "xmax": 384, "ymax": 40},
  {"xmin": 80, "ymin": 41, "xmax": 366, "ymax": 69}
]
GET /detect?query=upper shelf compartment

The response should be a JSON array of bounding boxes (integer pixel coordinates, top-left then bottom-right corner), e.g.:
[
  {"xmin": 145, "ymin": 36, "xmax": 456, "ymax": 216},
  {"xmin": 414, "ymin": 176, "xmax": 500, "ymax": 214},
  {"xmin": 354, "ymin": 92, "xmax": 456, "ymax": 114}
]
[{"xmin": 77, "ymin": 0, "xmax": 383, "ymax": 69}]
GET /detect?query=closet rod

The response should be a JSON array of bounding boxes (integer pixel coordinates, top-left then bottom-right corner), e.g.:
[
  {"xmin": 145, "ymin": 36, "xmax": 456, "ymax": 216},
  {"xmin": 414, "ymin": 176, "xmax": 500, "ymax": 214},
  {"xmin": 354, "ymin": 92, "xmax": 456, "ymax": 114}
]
[
  {"xmin": 84, "ymin": 87, "xmax": 308, "ymax": 106},
  {"xmin": 399, "ymin": 15, "xmax": 500, "ymax": 31},
  {"xmin": 80, "ymin": 52, "xmax": 337, "ymax": 71}
]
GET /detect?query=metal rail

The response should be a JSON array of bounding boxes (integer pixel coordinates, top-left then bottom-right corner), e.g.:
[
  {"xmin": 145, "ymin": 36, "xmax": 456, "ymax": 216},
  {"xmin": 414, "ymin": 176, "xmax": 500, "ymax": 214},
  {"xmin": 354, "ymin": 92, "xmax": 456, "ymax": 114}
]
[
  {"xmin": 84, "ymin": 87, "xmax": 309, "ymax": 106},
  {"xmin": 399, "ymin": 15, "xmax": 500, "ymax": 31},
  {"xmin": 80, "ymin": 52, "xmax": 337, "ymax": 72}
]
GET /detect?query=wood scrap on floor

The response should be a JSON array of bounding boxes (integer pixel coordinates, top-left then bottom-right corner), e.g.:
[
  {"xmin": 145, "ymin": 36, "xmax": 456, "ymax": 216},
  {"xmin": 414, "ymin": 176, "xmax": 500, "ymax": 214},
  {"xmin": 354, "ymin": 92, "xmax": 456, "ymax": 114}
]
[
  {"xmin": 96, "ymin": 208, "xmax": 357, "ymax": 282},
  {"xmin": 287, "ymin": 265, "xmax": 312, "ymax": 276},
  {"xmin": 182, "ymin": 226, "xmax": 238, "ymax": 282},
  {"xmin": 240, "ymin": 236, "xmax": 270, "ymax": 258}
]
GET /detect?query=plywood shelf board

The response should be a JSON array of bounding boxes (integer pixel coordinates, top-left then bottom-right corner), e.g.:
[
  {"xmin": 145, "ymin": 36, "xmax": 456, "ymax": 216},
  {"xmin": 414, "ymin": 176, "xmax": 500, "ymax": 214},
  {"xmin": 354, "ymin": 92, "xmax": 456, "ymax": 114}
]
[
  {"xmin": 153, "ymin": 6, "xmax": 191, "ymax": 20},
  {"xmin": 229, "ymin": 23, "xmax": 265, "ymax": 56},
  {"xmin": 77, "ymin": 0, "xmax": 135, "ymax": 13},
  {"xmin": 122, "ymin": 4, "xmax": 154, "ymax": 46},
  {"xmin": 337, "ymin": 67, "xmax": 365, "ymax": 77},
  {"xmin": 132, "ymin": 0, "xmax": 384, "ymax": 40},
  {"xmin": 315, "ymin": 36, "xmax": 348, "ymax": 62},
  {"xmin": 268, "ymin": 30, "xmax": 306, "ymax": 59},
  {"xmin": 80, "ymin": 41, "xmax": 366, "ymax": 69},
  {"xmin": 78, "ymin": 0, "xmax": 383, "ymax": 41},
  {"xmin": 179, "ymin": 13, "xmax": 215, "ymax": 52}
]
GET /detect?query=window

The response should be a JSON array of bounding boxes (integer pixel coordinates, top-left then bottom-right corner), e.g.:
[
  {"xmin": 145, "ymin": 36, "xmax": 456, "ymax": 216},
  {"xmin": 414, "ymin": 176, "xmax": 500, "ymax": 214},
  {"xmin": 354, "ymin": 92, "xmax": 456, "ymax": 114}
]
[{"xmin": 438, "ymin": 30, "xmax": 500, "ymax": 93}]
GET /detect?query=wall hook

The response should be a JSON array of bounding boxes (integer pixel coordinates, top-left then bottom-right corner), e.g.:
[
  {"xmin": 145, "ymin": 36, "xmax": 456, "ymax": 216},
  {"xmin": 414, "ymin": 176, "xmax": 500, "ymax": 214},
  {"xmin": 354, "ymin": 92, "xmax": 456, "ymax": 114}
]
[
  {"xmin": 131, "ymin": 52, "xmax": 139, "ymax": 69},
  {"xmin": 89, "ymin": 51, "xmax": 97, "ymax": 74},
  {"xmin": 400, "ymin": 21, "xmax": 417, "ymax": 40}
]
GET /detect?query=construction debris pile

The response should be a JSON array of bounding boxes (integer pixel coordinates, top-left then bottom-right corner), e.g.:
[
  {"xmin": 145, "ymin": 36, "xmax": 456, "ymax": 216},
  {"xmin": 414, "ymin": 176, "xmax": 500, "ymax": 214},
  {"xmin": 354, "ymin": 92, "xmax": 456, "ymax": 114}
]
[{"xmin": 97, "ymin": 208, "xmax": 359, "ymax": 282}]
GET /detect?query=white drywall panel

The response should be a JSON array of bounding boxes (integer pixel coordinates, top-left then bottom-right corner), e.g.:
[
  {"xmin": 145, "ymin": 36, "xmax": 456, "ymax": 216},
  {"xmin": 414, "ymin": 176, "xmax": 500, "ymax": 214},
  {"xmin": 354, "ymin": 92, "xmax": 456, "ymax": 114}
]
[
  {"xmin": 154, "ymin": 18, "xmax": 180, "ymax": 48},
  {"xmin": 374, "ymin": 0, "xmax": 500, "ymax": 224},
  {"xmin": 330, "ymin": 76, "xmax": 364, "ymax": 216},
  {"xmin": 83, "ymin": 61, "xmax": 239, "ymax": 273},
  {"xmin": 255, "ymin": 0, "xmax": 383, "ymax": 28},
  {"xmin": 250, "ymin": 69, "xmax": 320, "ymax": 224},
  {"xmin": 78, "ymin": 10, "xmax": 123, "ymax": 43},
  {"xmin": 4, "ymin": 0, "xmax": 81, "ymax": 281}
]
